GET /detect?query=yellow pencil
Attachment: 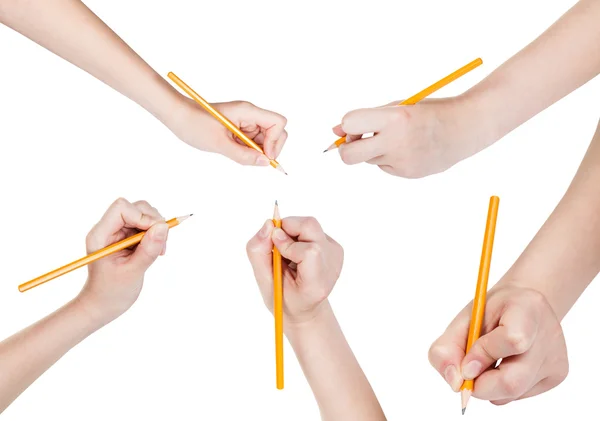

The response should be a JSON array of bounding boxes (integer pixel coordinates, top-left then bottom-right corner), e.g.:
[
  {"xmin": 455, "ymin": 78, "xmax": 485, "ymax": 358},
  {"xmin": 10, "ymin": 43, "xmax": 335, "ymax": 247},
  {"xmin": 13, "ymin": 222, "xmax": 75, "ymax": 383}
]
[
  {"xmin": 461, "ymin": 196, "xmax": 500, "ymax": 414},
  {"xmin": 324, "ymin": 58, "xmax": 483, "ymax": 152},
  {"xmin": 18, "ymin": 215, "xmax": 192, "ymax": 292},
  {"xmin": 273, "ymin": 201, "xmax": 284, "ymax": 389},
  {"xmin": 167, "ymin": 72, "xmax": 287, "ymax": 175}
]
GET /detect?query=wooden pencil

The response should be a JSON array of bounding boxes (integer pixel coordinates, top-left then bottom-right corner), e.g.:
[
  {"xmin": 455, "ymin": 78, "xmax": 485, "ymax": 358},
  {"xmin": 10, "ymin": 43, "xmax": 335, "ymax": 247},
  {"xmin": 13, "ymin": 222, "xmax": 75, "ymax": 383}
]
[
  {"xmin": 324, "ymin": 58, "xmax": 483, "ymax": 152},
  {"xmin": 18, "ymin": 215, "xmax": 192, "ymax": 293},
  {"xmin": 167, "ymin": 72, "xmax": 287, "ymax": 175},
  {"xmin": 273, "ymin": 201, "xmax": 284, "ymax": 389},
  {"xmin": 461, "ymin": 196, "xmax": 500, "ymax": 414}
]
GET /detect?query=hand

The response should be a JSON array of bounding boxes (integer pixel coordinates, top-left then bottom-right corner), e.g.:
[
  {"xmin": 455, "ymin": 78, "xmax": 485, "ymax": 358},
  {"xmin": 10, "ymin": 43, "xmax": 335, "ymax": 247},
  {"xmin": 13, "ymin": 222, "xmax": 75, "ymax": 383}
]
[
  {"xmin": 78, "ymin": 198, "xmax": 169, "ymax": 325},
  {"xmin": 169, "ymin": 97, "xmax": 288, "ymax": 166},
  {"xmin": 246, "ymin": 216, "xmax": 344, "ymax": 324},
  {"xmin": 333, "ymin": 96, "xmax": 488, "ymax": 178},
  {"xmin": 428, "ymin": 284, "xmax": 568, "ymax": 405}
]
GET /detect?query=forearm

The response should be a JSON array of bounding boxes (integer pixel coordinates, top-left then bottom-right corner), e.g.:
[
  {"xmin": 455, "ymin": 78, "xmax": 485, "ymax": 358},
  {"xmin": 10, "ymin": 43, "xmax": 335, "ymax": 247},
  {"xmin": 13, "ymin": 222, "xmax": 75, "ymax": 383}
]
[
  {"xmin": 0, "ymin": 0, "xmax": 181, "ymax": 123},
  {"xmin": 502, "ymin": 120, "xmax": 600, "ymax": 320},
  {"xmin": 463, "ymin": 0, "xmax": 600, "ymax": 147},
  {"xmin": 286, "ymin": 301, "xmax": 385, "ymax": 421},
  {"xmin": 0, "ymin": 296, "xmax": 102, "ymax": 412}
]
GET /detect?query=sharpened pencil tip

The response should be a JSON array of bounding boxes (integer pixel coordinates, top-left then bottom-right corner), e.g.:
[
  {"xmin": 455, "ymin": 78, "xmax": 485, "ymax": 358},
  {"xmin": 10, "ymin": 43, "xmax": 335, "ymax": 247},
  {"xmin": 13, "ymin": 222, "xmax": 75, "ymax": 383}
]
[
  {"xmin": 462, "ymin": 408, "xmax": 466, "ymax": 415},
  {"xmin": 323, "ymin": 149, "xmax": 328, "ymax": 153},
  {"xmin": 275, "ymin": 200, "xmax": 278, "ymax": 206}
]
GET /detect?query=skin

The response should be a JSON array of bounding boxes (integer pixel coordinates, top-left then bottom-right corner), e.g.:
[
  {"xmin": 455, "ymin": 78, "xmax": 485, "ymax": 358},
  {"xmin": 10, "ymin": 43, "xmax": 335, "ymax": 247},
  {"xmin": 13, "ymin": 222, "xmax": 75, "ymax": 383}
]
[
  {"xmin": 334, "ymin": 0, "xmax": 600, "ymax": 178},
  {"xmin": 0, "ymin": 0, "xmax": 288, "ymax": 165},
  {"xmin": 0, "ymin": 198, "xmax": 168, "ymax": 413},
  {"xmin": 429, "ymin": 120, "xmax": 600, "ymax": 405},
  {"xmin": 246, "ymin": 217, "xmax": 386, "ymax": 421}
]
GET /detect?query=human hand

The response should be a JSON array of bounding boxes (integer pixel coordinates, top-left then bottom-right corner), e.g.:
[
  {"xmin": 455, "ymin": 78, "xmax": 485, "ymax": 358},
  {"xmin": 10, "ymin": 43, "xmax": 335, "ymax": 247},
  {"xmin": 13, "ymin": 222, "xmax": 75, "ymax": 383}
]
[
  {"xmin": 169, "ymin": 97, "xmax": 288, "ymax": 166},
  {"xmin": 78, "ymin": 198, "xmax": 169, "ymax": 325},
  {"xmin": 428, "ymin": 284, "xmax": 568, "ymax": 405},
  {"xmin": 332, "ymin": 96, "xmax": 490, "ymax": 178},
  {"xmin": 246, "ymin": 216, "xmax": 344, "ymax": 324}
]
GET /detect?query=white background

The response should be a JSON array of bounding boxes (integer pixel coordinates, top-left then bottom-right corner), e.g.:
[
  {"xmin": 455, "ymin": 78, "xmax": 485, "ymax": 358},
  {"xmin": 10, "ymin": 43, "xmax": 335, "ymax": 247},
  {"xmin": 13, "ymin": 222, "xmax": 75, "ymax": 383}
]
[{"xmin": 1, "ymin": 0, "xmax": 598, "ymax": 419}]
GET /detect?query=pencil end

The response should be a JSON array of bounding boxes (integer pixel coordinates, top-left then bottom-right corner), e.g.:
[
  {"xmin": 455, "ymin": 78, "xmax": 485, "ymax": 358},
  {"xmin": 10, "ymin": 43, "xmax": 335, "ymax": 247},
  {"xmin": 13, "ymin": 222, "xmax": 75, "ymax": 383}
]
[{"xmin": 461, "ymin": 389, "xmax": 471, "ymax": 415}]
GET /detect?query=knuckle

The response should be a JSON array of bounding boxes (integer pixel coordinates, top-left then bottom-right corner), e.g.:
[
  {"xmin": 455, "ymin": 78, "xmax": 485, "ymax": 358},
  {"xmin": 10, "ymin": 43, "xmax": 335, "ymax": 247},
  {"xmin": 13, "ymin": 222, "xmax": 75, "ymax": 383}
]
[
  {"xmin": 113, "ymin": 197, "xmax": 129, "ymax": 208},
  {"xmin": 556, "ymin": 357, "xmax": 569, "ymax": 381},
  {"xmin": 340, "ymin": 111, "xmax": 356, "ymax": 132},
  {"xmin": 427, "ymin": 343, "xmax": 451, "ymax": 368},
  {"xmin": 303, "ymin": 216, "xmax": 321, "ymax": 231},
  {"xmin": 306, "ymin": 243, "xmax": 322, "ymax": 257},
  {"xmin": 339, "ymin": 148, "xmax": 355, "ymax": 165},
  {"xmin": 427, "ymin": 343, "xmax": 442, "ymax": 366},
  {"xmin": 498, "ymin": 372, "xmax": 528, "ymax": 397},
  {"xmin": 85, "ymin": 229, "xmax": 101, "ymax": 250},
  {"xmin": 505, "ymin": 329, "xmax": 531, "ymax": 354},
  {"xmin": 135, "ymin": 200, "xmax": 150, "ymax": 208},
  {"xmin": 238, "ymin": 100, "xmax": 253, "ymax": 109},
  {"xmin": 521, "ymin": 288, "xmax": 547, "ymax": 308},
  {"xmin": 389, "ymin": 107, "xmax": 410, "ymax": 123},
  {"xmin": 245, "ymin": 238, "xmax": 259, "ymax": 256}
]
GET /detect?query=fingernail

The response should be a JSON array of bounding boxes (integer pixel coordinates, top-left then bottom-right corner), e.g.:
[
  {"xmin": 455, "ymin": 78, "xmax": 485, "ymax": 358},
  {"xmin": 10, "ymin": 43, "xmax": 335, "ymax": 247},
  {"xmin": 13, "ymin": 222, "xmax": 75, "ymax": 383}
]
[
  {"xmin": 258, "ymin": 220, "xmax": 272, "ymax": 238},
  {"xmin": 444, "ymin": 365, "xmax": 462, "ymax": 392},
  {"xmin": 256, "ymin": 155, "xmax": 270, "ymax": 166},
  {"xmin": 462, "ymin": 361, "xmax": 482, "ymax": 380},
  {"xmin": 161, "ymin": 243, "xmax": 167, "ymax": 256},
  {"xmin": 273, "ymin": 228, "xmax": 287, "ymax": 240},
  {"xmin": 152, "ymin": 223, "xmax": 168, "ymax": 241}
]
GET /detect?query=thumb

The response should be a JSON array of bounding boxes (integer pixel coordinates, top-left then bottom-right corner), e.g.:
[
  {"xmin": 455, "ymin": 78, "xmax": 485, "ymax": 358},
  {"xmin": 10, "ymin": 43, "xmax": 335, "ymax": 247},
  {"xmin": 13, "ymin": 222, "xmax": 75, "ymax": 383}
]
[
  {"xmin": 129, "ymin": 222, "xmax": 169, "ymax": 273},
  {"xmin": 221, "ymin": 141, "xmax": 271, "ymax": 167},
  {"xmin": 272, "ymin": 227, "xmax": 314, "ymax": 264}
]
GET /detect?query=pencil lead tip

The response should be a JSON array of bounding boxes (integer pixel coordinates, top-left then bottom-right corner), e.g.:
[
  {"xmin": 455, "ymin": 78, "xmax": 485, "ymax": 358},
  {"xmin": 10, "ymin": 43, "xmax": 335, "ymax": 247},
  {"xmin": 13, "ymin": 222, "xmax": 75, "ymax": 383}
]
[
  {"xmin": 323, "ymin": 149, "xmax": 328, "ymax": 153},
  {"xmin": 462, "ymin": 408, "xmax": 466, "ymax": 415},
  {"xmin": 189, "ymin": 214, "xmax": 193, "ymax": 217},
  {"xmin": 275, "ymin": 200, "xmax": 278, "ymax": 206}
]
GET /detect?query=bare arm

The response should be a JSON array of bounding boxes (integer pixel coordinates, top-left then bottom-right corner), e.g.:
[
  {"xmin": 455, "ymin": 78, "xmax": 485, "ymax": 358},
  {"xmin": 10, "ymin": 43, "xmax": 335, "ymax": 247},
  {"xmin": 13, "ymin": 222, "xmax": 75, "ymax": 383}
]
[
  {"xmin": 0, "ymin": 0, "xmax": 289, "ymax": 165},
  {"xmin": 466, "ymin": 0, "xmax": 600, "ymax": 151},
  {"xmin": 503, "ymin": 119, "xmax": 600, "ymax": 320},
  {"xmin": 0, "ymin": 0, "xmax": 180, "ymax": 123},
  {"xmin": 0, "ymin": 198, "xmax": 168, "ymax": 413},
  {"xmin": 286, "ymin": 301, "xmax": 386, "ymax": 421},
  {"xmin": 335, "ymin": 0, "xmax": 600, "ymax": 178},
  {"xmin": 0, "ymin": 298, "xmax": 101, "ymax": 413}
]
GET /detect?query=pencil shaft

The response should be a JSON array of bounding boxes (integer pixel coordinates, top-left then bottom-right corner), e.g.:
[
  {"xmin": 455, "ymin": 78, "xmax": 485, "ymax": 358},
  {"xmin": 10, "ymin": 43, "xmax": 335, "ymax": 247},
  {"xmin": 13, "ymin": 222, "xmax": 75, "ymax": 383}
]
[
  {"xmin": 273, "ymin": 205, "xmax": 284, "ymax": 389},
  {"xmin": 18, "ymin": 217, "xmax": 182, "ymax": 292},
  {"xmin": 331, "ymin": 58, "xmax": 483, "ymax": 148},
  {"xmin": 461, "ymin": 196, "xmax": 500, "ymax": 394}
]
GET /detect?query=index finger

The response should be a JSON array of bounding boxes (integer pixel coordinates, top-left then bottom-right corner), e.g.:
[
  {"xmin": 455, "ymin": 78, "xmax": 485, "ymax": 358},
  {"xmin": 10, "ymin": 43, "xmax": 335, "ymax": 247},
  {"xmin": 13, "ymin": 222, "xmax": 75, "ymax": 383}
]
[
  {"xmin": 86, "ymin": 198, "xmax": 162, "ymax": 252},
  {"xmin": 281, "ymin": 216, "xmax": 326, "ymax": 243},
  {"xmin": 340, "ymin": 106, "xmax": 403, "ymax": 135},
  {"xmin": 338, "ymin": 135, "xmax": 387, "ymax": 165},
  {"xmin": 244, "ymin": 105, "xmax": 287, "ymax": 159},
  {"xmin": 246, "ymin": 220, "xmax": 275, "ymax": 291}
]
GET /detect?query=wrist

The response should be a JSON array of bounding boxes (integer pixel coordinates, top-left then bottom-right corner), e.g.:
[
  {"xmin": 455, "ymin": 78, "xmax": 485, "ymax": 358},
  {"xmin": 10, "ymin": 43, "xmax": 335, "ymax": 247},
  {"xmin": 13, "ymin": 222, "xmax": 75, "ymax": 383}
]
[
  {"xmin": 496, "ymin": 268, "xmax": 573, "ymax": 321},
  {"xmin": 67, "ymin": 294, "xmax": 112, "ymax": 334},
  {"xmin": 285, "ymin": 300, "xmax": 335, "ymax": 338},
  {"xmin": 74, "ymin": 287, "xmax": 127, "ymax": 329},
  {"xmin": 449, "ymin": 89, "xmax": 501, "ymax": 159}
]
